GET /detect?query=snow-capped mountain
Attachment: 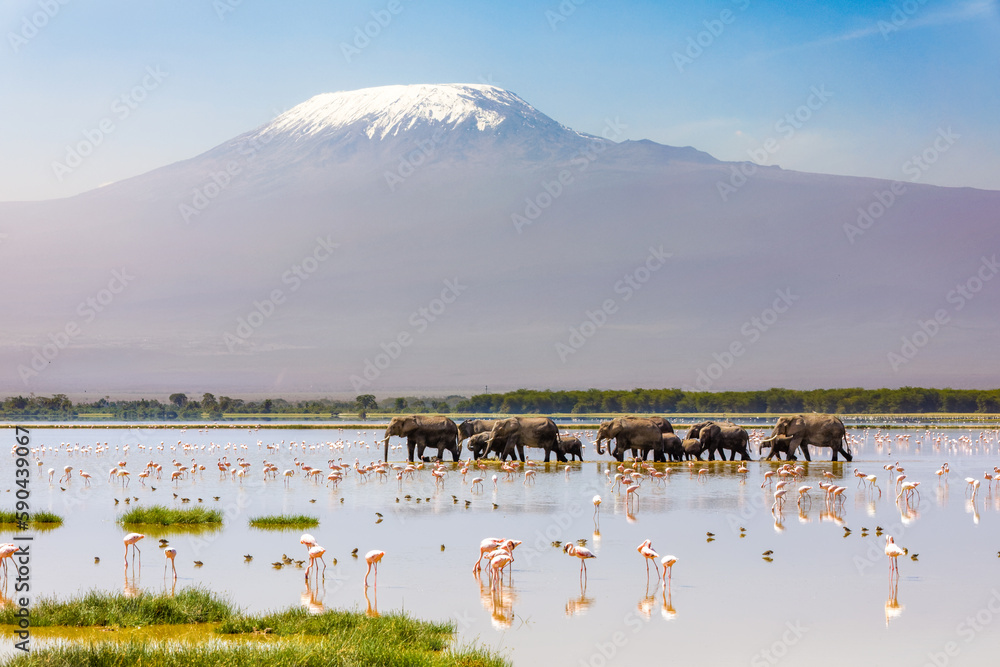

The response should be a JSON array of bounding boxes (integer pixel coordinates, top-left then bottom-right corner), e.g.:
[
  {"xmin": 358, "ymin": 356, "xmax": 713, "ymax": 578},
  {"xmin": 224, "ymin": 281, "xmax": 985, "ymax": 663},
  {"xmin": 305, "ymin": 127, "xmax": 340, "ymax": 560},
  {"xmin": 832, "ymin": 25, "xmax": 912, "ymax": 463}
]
[
  {"xmin": 1, "ymin": 84, "xmax": 997, "ymax": 395},
  {"xmin": 259, "ymin": 84, "xmax": 584, "ymax": 142}
]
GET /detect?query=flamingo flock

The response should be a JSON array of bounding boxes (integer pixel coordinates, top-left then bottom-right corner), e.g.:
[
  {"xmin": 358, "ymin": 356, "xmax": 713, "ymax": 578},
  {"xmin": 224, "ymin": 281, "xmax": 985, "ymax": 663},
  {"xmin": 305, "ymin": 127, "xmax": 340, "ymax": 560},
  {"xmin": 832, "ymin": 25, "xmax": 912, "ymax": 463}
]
[{"xmin": 14, "ymin": 424, "xmax": 999, "ymax": 631}]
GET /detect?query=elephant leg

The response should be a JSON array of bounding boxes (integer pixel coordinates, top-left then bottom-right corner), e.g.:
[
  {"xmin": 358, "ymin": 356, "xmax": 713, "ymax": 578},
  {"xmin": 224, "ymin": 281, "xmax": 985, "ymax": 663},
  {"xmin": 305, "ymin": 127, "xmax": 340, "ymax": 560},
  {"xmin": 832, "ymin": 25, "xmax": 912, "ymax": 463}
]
[
  {"xmin": 831, "ymin": 447, "xmax": 839, "ymax": 462},
  {"xmin": 795, "ymin": 438, "xmax": 808, "ymax": 461},
  {"xmin": 707, "ymin": 447, "xmax": 716, "ymax": 461},
  {"xmin": 557, "ymin": 449, "xmax": 567, "ymax": 463}
]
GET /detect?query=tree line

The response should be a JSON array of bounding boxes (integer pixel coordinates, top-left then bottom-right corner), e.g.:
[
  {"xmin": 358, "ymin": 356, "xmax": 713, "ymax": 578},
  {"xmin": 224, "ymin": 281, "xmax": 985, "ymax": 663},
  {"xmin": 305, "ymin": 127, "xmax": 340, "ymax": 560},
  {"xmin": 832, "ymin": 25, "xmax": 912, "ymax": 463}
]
[
  {"xmin": 454, "ymin": 387, "xmax": 1000, "ymax": 415},
  {"xmin": 2, "ymin": 387, "xmax": 999, "ymax": 421}
]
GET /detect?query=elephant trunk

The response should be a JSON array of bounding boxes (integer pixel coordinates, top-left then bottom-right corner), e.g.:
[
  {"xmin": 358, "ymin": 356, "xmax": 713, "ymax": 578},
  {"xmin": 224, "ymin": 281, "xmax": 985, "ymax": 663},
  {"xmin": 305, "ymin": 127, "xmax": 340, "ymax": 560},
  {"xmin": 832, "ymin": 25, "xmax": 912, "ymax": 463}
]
[{"xmin": 595, "ymin": 438, "xmax": 605, "ymax": 456}]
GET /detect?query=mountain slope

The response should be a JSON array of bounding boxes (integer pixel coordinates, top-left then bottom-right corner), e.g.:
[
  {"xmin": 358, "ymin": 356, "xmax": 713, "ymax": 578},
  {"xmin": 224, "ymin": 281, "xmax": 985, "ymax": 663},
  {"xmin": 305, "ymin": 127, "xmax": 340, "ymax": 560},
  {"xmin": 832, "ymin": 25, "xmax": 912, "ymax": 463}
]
[{"xmin": 1, "ymin": 83, "xmax": 997, "ymax": 395}]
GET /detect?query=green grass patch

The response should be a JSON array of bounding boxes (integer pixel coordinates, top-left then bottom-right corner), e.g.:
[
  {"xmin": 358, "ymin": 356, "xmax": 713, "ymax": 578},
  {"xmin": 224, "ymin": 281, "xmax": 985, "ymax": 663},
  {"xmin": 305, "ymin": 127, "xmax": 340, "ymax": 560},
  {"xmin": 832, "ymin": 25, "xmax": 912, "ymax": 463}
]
[
  {"xmin": 221, "ymin": 608, "xmax": 508, "ymax": 666},
  {"xmin": 0, "ymin": 588, "xmax": 232, "ymax": 628},
  {"xmin": 248, "ymin": 514, "xmax": 319, "ymax": 530},
  {"xmin": 118, "ymin": 505, "xmax": 223, "ymax": 526},
  {"xmin": 0, "ymin": 510, "xmax": 64, "ymax": 529},
  {"xmin": 0, "ymin": 589, "xmax": 509, "ymax": 667},
  {"xmin": 0, "ymin": 638, "xmax": 509, "ymax": 667}
]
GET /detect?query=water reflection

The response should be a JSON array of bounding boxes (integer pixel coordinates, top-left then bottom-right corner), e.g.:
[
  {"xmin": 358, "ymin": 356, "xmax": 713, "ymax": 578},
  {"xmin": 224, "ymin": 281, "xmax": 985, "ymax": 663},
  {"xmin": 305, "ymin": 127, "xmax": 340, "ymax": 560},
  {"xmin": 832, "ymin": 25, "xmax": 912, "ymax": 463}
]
[
  {"xmin": 885, "ymin": 576, "xmax": 903, "ymax": 627},
  {"xmin": 300, "ymin": 586, "xmax": 325, "ymax": 615},
  {"xmin": 565, "ymin": 587, "xmax": 594, "ymax": 616},
  {"xmin": 364, "ymin": 588, "xmax": 378, "ymax": 618},
  {"xmin": 661, "ymin": 586, "xmax": 677, "ymax": 620},
  {"xmin": 476, "ymin": 573, "xmax": 516, "ymax": 628},
  {"xmin": 637, "ymin": 593, "xmax": 656, "ymax": 619},
  {"xmin": 966, "ymin": 498, "xmax": 980, "ymax": 525},
  {"xmin": 123, "ymin": 569, "xmax": 140, "ymax": 598}
]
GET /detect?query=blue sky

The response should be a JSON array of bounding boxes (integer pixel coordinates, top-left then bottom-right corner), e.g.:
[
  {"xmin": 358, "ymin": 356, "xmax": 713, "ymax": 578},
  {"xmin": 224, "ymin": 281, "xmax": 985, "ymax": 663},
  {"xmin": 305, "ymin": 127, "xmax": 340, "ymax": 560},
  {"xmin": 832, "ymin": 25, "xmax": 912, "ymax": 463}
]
[{"xmin": 2, "ymin": 0, "xmax": 998, "ymax": 201}]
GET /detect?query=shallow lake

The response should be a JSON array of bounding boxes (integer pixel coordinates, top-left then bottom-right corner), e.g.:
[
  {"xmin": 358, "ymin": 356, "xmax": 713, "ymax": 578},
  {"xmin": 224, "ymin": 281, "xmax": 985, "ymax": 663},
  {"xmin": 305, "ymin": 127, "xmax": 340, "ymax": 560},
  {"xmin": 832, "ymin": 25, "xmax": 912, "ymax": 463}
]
[{"xmin": 3, "ymin": 425, "xmax": 999, "ymax": 665}]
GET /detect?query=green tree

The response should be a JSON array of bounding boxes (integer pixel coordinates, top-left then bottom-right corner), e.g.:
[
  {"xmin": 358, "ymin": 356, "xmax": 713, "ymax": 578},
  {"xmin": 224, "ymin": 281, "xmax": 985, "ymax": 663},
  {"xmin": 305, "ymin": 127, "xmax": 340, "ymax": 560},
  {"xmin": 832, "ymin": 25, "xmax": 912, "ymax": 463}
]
[
  {"xmin": 169, "ymin": 393, "xmax": 188, "ymax": 407},
  {"xmin": 356, "ymin": 394, "xmax": 377, "ymax": 410}
]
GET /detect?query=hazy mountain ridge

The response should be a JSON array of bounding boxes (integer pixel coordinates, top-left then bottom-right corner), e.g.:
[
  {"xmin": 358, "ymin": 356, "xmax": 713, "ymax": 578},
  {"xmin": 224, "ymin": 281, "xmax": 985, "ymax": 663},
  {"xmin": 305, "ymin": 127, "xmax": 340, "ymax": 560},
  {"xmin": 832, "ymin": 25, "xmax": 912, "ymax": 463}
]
[{"xmin": 2, "ymin": 83, "xmax": 997, "ymax": 394}]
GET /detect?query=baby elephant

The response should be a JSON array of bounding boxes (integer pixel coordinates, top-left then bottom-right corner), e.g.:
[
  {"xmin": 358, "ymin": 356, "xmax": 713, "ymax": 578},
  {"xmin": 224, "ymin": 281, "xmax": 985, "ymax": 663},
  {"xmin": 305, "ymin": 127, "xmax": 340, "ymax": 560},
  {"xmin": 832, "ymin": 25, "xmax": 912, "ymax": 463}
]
[
  {"xmin": 467, "ymin": 432, "xmax": 502, "ymax": 460},
  {"xmin": 661, "ymin": 434, "xmax": 684, "ymax": 461},
  {"xmin": 681, "ymin": 438, "xmax": 705, "ymax": 461},
  {"xmin": 760, "ymin": 435, "xmax": 797, "ymax": 460},
  {"xmin": 557, "ymin": 436, "xmax": 584, "ymax": 461}
]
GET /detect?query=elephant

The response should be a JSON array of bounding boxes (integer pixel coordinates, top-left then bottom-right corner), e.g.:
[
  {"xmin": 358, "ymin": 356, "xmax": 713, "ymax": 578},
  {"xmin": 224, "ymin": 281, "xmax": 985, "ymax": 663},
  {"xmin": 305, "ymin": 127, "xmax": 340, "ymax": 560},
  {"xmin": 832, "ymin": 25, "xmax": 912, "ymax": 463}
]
[
  {"xmin": 685, "ymin": 422, "xmax": 722, "ymax": 459},
  {"xmin": 759, "ymin": 414, "xmax": 852, "ymax": 461},
  {"xmin": 759, "ymin": 434, "xmax": 796, "ymax": 460},
  {"xmin": 661, "ymin": 433, "xmax": 684, "ymax": 461},
  {"xmin": 487, "ymin": 417, "xmax": 562, "ymax": 462},
  {"xmin": 596, "ymin": 418, "xmax": 665, "ymax": 462},
  {"xmin": 467, "ymin": 432, "xmax": 505, "ymax": 460},
  {"xmin": 646, "ymin": 416, "xmax": 675, "ymax": 434},
  {"xmin": 686, "ymin": 421, "xmax": 752, "ymax": 460},
  {"xmin": 458, "ymin": 419, "xmax": 497, "ymax": 443},
  {"xmin": 556, "ymin": 435, "xmax": 584, "ymax": 461},
  {"xmin": 382, "ymin": 415, "xmax": 461, "ymax": 462},
  {"xmin": 680, "ymin": 438, "xmax": 705, "ymax": 460}
]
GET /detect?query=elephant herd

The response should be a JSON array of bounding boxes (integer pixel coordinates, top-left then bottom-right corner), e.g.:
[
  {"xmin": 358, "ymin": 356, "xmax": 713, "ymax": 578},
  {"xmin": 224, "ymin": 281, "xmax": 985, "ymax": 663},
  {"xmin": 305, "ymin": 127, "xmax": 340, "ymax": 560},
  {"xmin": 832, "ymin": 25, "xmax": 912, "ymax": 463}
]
[{"xmin": 382, "ymin": 413, "xmax": 853, "ymax": 463}]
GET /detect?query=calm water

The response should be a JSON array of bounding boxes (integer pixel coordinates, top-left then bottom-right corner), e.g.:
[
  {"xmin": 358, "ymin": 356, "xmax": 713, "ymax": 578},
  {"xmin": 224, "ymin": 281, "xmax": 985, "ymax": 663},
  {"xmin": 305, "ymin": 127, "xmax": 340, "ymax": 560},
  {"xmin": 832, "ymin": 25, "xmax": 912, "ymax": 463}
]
[{"xmin": 2, "ymin": 425, "xmax": 999, "ymax": 665}]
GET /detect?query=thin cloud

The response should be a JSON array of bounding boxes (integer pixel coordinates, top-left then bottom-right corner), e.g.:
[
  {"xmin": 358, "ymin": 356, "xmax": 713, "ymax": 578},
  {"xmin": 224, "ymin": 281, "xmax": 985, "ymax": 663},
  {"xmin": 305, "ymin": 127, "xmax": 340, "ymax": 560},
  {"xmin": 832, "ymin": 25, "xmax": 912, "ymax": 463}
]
[{"xmin": 760, "ymin": 1, "xmax": 997, "ymax": 59}]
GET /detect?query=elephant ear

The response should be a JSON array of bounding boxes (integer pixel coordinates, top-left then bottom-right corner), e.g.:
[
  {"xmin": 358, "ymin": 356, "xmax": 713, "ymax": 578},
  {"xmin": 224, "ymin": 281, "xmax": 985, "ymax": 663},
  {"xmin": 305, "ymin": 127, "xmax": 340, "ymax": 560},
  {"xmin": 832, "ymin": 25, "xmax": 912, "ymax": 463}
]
[{"xmin": 788, "ymin": 416, "xmax": 806, "ymax": 435}]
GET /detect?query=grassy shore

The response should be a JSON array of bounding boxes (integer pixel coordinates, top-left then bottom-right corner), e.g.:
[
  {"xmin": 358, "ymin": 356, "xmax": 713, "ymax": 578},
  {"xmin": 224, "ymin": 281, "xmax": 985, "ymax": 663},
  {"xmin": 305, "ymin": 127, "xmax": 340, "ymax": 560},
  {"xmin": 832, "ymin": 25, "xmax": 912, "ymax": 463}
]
[
  {"xmin": 0, "ymin": 589, "xmax": 508, "ymax": 667},
  {"xmin": 0, "ymin": 588, "xmax": 232, "ymax": 627},
  {"xmin": 118, "ymin": 505, "xmax": 222, "ymax": 526},
  {"xmin": 0, "ymin": 510, "xmax": 63, "ymax": 528},
  {"xmin": 248, "ymin": 514, "xmax": 319, "ymax": 529}
]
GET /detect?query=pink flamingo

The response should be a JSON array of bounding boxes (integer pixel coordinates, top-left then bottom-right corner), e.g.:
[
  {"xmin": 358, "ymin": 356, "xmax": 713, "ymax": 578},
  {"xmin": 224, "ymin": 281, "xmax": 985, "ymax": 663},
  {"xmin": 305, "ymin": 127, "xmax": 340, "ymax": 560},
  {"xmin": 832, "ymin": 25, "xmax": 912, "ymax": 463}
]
[
  {"xmin": 488, "ymin": 552, "xmax": 513, "ymax": 591},
  {"xmin": 637, "ymin": 539, "xmax": 660, "ymax": 581},
  {"xmin": 306, "ymin": 545, "xmax": 327, "ymax": 579},
  {"xmin": 0, "ymin": 543, "xmax": 17, "ymax": 580},
  {"xmin": 885, "ymin": 536, "xmax": 905, "ymax": 577},
  {"xmin": 365, "ymin": 549, "xmax": 384, "ymax": 588},
  {"xmin": 660, "ymin": 554, "xmax": 677, "ymax": 587},
  {"xmin": 564, "ymin": 543, "xmax": 596, "ymax": 583},
  {"xmin": 123, "ymin": 532, "xmax": 145, "ymax": 566},
  {"xmin": 164, "ymin": 547, "xmax": 177, "ymax": 579}
]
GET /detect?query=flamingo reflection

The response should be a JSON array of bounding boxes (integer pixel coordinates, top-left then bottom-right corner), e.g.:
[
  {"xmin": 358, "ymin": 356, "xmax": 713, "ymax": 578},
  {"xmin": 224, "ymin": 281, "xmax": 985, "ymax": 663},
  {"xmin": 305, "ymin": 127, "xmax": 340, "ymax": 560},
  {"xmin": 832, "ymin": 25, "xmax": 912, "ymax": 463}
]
[
  {"xmin": 661, "ymin": 585, "xmax": 677, "ymax": 620},
  {"xmin": 123, "ymin": 569, "xmax": 141, "ymax": 598},
  {"xmin": 885, "ymin": 575, "xmax": 903, "ymax": 627},
  {"xmin": 637, "ymin": 593, "xmax": 656, "ymax": 619},
  {"xmin": 300, "ymin": 585, "xmax": 324, "ymax": 615},
  {"xmin": 565, "ymin": 587, "xmax": 594, "ymax": 616},
  {"xmin": 364, "ymin": 587, "xmax": 379, "ymax": 618}
]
